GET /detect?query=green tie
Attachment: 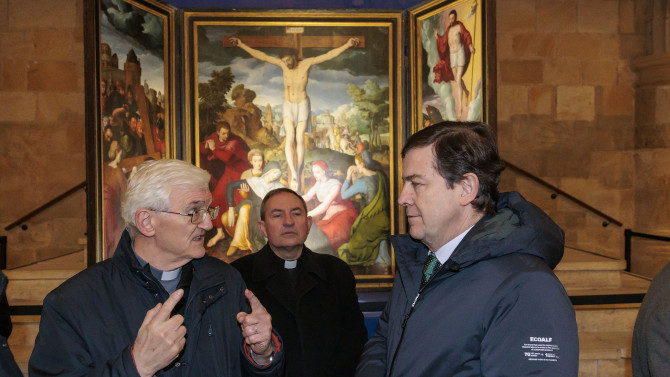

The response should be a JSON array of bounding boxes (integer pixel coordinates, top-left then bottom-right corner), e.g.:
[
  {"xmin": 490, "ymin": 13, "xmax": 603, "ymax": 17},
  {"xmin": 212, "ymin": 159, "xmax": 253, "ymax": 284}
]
[{"xmin": 421, "ymin": 253, "xmax": 441, "ymax": 287}]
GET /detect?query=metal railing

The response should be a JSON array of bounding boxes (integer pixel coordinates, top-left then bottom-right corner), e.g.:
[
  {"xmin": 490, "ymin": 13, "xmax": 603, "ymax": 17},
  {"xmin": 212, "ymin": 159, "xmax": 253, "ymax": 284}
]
[
  {"xmin": 502, "ymin": 159, "xmax": 623, "ymax": 227},
  {"xmin": 2, "ymin": 181, "xmax": 87, "ymax": 269},
  {"xmin": 624, "ymin": 229, "xmax": 670, "ymax": 272},
  {"xmin": 4, "ymin": 181, "xmax": 87, "ymax": 232}
]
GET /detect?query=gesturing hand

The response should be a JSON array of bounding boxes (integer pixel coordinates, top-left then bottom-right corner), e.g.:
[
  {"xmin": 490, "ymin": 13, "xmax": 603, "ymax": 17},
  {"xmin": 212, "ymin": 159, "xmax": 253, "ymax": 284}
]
[
  {"xmin": 346, "ymin": 165, "xmax": 357, "ymax": 180},
  {"xmin": 133, "ymin": 289, "xmax": 187, "ymax": 377},
  {"xmin": 237, "ymin": 289, "xmax": 274, "ymax": 364}
]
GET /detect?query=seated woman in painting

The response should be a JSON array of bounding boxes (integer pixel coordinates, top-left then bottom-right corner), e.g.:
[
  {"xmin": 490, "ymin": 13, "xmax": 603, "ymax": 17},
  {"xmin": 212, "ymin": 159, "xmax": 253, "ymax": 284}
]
[
  {"xmin": 302, "ymin": 160, "xmax": 359, "ymax": 253},
  {"xmin": 338, "ymin": 151, "xmax": 391, "ymax": 268},
  {"xmin": 224, "ymin": 161, "xmax": 285, "ymax": 257},
  {"xmin": 223, "ymin": 149, "xmax": 265, "ymax": 256}
]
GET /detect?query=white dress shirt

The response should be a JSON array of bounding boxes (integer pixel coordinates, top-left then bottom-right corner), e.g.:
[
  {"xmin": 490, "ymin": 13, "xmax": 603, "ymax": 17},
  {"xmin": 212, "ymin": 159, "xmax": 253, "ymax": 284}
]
[{"xmin": 432, "ymin": 225, "xmax": 475, "ymax": 264}]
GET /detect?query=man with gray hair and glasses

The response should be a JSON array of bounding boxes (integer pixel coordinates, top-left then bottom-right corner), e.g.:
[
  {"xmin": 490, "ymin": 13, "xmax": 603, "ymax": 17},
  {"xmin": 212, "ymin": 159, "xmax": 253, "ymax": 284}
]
[{"xmin": 30, "ymin": 159, "xmax": 284, "ymax": 377}]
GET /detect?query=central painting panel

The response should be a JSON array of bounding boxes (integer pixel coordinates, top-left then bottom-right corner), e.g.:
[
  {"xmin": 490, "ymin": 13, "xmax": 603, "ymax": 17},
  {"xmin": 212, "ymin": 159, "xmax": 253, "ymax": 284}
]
[{"xmin": 183, "ymin": 11, "xmax": 403, "ymax": 281}]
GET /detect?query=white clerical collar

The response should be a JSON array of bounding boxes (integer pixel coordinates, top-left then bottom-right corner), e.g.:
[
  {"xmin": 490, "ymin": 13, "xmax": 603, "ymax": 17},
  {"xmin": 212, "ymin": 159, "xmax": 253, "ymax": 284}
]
[
  {"xmin": 284, "ymin": 260, "xmax": 298, "ymax": 269},
  {"xmin": 161, "ymin": 268, "xmax": 181, "ymax": 281},
  {"xmin": 132, "ymin": 243, "xmax": 181, "ymax": 281},
  {"xmin": 432, "ymin": 225, "xmax": 475, "ymax": 264}
]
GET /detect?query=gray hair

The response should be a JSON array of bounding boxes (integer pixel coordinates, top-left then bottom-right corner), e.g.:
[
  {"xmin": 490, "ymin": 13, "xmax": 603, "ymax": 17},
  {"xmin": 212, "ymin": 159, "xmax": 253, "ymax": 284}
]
[{"xmin": 121, "ymin": 159, "xmax": 211, "ymax": 236}]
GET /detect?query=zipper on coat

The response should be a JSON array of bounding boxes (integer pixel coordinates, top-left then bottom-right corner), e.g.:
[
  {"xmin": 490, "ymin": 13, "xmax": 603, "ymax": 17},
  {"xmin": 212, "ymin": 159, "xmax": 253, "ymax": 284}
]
[
  {"xmin": 389, "ymin": 291, "xmax": 420, "ymax": 376},
  {"xmin": 388, "ymin": 262, "xmax": 448, "ymax": 376}
]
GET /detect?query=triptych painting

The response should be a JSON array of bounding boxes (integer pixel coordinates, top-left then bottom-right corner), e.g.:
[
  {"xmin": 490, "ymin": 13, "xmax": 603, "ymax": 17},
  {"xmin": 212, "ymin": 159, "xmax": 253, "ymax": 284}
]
[{"xmin": 85, "ymin": 0, "xmax": 495, "ymax": 286}]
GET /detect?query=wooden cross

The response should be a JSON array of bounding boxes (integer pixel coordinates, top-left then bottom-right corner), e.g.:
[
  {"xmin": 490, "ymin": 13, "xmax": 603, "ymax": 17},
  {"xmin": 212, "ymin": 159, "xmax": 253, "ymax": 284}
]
[{"xmin": 222, "ymin": 27, "xmax": 365, "ymax": 59}]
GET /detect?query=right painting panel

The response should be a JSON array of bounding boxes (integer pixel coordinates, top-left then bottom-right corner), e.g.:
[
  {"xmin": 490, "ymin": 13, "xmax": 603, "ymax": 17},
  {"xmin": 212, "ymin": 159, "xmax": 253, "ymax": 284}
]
[{"xmin": 410, "ymin": 0, "xmax": 496, "ymax": 132}]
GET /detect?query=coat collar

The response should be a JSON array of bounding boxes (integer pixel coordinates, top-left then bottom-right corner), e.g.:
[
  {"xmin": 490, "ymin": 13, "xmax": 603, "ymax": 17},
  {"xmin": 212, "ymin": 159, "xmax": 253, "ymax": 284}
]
[
  {"xmin": 252, "ymin": 244, "xmax": 327, "ymax": 315},
  {"xmin": 390, "ymin": 191, "xmax": 565, "ymax": 292},
  {"xmin": 112, "ymin": 229, "xmax": 226, "ymax": 294},
  {"xmin": 252, "ymin": 243, "xmax": 327, "ymax": 283}
]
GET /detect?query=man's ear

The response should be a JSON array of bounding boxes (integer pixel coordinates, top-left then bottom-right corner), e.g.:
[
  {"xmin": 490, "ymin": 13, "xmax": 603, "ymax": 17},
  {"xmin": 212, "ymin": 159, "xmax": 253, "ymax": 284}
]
[
  {"xmin": 257, "ymin": 220, "xmax": 267, "ymax": 238},
  {"xmin": 458, "ymin": 173, "xmax": 480, "ymax": 207},
  {"xmin": 135, "ymin": 209, "xmax": 156, "ymax": 237}
]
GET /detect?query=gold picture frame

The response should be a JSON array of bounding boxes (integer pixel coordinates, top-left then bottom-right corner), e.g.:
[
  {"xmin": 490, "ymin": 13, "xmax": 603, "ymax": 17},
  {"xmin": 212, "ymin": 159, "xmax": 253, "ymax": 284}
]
[
  {"xmin": 85, "ymin": 0, "xmax": 178, "ymax": 262},
  {"xmin": 182, "ymin": 10, "xmax": 405, "ymax": 283},
  {"xmin": 409, "ymin": 0, "xmax": 496, "ymax": 133}
]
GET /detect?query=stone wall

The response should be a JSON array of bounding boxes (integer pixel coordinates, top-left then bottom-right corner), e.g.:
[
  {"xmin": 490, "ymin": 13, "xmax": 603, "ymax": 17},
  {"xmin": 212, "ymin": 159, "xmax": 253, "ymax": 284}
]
[
  {"xmin": 497, "ymin": 0, "xmax": 645, "ymax": 260},
  {"xmin": 628, "ymin": 0, "xmax": 670, "ymax": 277},
  {"xmin": 0, "ymin": 0, "xmax": 87, "ymax": 268}
]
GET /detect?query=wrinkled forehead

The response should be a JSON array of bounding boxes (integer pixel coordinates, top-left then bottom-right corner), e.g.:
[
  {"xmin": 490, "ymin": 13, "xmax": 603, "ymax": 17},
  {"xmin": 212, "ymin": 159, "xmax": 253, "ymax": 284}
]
[
  {"xmin": 266, "ymin": 192, "xmax": 305, "ymax": 211},
  {"xmin": 169, "ymin": 185, "xmax": 212, "ymax": 209},
  {"xmin": 402, "ymin": 145, "xmax": 437, "ymax": 175}
]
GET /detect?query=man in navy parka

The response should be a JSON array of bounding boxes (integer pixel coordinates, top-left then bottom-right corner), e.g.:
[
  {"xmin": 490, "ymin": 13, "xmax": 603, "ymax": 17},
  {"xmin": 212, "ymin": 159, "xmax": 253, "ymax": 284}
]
[{"xmin": 355, "ymin": 122, "xmax": 579, "ymax": 377}]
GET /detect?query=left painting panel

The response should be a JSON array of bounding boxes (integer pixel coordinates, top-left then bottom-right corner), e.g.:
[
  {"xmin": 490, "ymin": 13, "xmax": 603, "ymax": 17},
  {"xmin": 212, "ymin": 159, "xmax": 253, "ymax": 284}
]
[{"xmin": 87, "ymin": 0, "xmax": 177, "ymax": 261}]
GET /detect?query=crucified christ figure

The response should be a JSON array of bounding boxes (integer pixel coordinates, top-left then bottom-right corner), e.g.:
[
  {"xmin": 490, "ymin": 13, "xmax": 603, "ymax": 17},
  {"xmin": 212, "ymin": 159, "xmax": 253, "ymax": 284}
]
[{"xmin": 230, "ymin": 37, "xmax": 359, "ymax": 193}]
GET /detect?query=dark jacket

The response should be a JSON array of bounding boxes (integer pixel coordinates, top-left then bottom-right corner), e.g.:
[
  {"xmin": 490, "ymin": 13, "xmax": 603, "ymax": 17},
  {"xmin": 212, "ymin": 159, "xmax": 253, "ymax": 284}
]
[
  {"xmin": 0, "ymin": 271, "xmax": 22, "ymax": 377},
  {"xmin": 356, "ymin": 192, "xmax": 579, "ymax": 377},
  {"xmin": 29, "ymin": 230, "xmax": 284, "ymax": 377},
  {"xmin": 233, "ymin": 244, "xmax": 367, "ymax": 377},
  {"xmin": 632, "ymin": 260, "xmax": 670, "ymax": 377}
]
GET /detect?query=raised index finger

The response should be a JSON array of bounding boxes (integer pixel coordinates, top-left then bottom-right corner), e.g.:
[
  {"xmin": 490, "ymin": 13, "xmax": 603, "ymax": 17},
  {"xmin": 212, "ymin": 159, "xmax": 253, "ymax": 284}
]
[
  {"xmin": 156, "ymin": 289, "xmax": 184, "ymax": 321},
  {"xmin": 245, "ymin": 289, "xmax": 265, "ymax": 314}
]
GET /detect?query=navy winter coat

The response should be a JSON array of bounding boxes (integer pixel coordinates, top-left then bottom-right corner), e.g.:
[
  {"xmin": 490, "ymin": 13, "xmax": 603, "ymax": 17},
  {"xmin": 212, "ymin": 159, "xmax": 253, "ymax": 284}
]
[
  {"xmin": 29, "ymin": 230, "xmax": 284, "ymax": 377},
  {"xmin": 356, "ymin": 192, "xmax": 579, "ymax": 377},
  {"xmin": 0, "ymin": 271, "xmax": 22, "ymax": 377}
]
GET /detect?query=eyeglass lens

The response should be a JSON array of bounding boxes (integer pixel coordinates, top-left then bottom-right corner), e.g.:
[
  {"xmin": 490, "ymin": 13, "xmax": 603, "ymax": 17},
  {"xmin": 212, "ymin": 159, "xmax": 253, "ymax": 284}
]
[{"xmin": 192, "ymin": 206, "xmax": 218, "ymax": 224}]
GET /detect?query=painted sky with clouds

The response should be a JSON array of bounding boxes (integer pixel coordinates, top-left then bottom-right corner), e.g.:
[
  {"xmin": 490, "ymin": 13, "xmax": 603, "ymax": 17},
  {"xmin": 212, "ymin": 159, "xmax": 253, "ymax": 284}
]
[
  {"xmin": 196, "ymin": 24, "xmax": 391, "ymax": 116},
  {"xmin": 100, "ymin": 0, "xmax": 165, "ymax": 95}
]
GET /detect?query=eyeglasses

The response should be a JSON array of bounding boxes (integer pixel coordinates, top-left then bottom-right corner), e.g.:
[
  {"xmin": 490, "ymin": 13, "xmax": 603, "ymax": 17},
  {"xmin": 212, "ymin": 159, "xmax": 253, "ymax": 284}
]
[{"xmin": 155, "ymin": 206, "xmax": 219, "ymax": 224}]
